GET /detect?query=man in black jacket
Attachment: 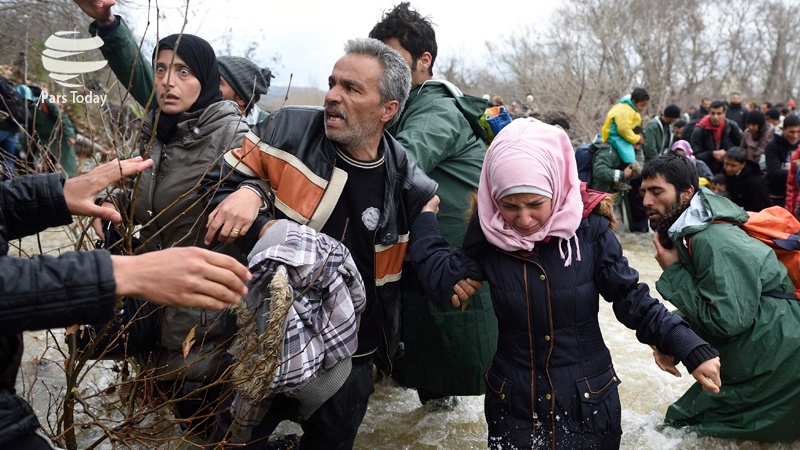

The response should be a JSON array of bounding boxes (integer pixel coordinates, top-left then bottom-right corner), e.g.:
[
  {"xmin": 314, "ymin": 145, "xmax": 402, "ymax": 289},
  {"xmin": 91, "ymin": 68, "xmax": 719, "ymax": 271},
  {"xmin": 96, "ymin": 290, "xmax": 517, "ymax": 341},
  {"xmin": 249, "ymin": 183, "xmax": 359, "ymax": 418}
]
[
  {"xmin": 1, "ymin": 158, "xmax": 251, "ymax": 449},
  {"xmin": 690, "ymin": 100, "xmax": 743, "ymax": 173},
  {"xmin": 726, "ymin": 92, "xmax": 747, "ymax": 131},
  {"xmin": 723, "ymin": 146, "xmax": 772, "ymax": 212}
]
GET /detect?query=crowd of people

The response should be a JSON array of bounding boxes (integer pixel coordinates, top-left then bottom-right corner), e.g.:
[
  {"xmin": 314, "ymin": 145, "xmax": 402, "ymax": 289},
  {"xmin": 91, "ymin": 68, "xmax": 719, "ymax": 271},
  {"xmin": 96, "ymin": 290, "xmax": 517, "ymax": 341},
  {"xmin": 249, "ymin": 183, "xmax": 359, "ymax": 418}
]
[{"xmin": 1, "ymin": 1, "xmax": 800, "ymax": 449}]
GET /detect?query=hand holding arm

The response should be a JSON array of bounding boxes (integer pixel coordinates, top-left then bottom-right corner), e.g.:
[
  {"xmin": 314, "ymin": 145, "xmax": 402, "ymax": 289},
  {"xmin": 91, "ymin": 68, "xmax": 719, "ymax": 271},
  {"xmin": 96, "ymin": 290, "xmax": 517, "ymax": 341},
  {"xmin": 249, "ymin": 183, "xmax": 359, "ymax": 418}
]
[
  {"xmin": 204, "ymin": 187, "xmax": 264, "ymax": 245},
  {"xmin": 651, "ymin": 345, "xmax": 681, "ymax": 377}
]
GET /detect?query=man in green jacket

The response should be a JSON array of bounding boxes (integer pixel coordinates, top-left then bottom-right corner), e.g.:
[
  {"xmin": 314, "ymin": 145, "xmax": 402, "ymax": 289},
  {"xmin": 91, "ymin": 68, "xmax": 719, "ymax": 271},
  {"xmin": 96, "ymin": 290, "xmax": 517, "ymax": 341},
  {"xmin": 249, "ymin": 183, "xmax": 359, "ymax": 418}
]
[
  {"xmin": 16, "ymin": 85, "xmax": 78, "ymax": 177},
  {"xmin": 643, "ymin": 104, "xmax": 681, "ymax": 160},
  {"xmin": 641, "ymin": 154, "xmax": 800, "ymax": 442},
  {"xmin": 369, "ymin": 2, "xmax": 497, "ymax": 405}
]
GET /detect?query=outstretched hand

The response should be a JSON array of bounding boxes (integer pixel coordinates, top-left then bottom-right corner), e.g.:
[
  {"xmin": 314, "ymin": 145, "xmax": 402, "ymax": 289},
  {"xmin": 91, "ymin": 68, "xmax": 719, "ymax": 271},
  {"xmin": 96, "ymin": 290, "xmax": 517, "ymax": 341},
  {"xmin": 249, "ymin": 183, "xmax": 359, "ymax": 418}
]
[
  {"xmin": 74, "ymin": 0, "xmax": 116, "ymax": 26},
  {"xmin": 111, "ymin": 247, "xmax": 252, "ymax": 310},
  {"xmin": 63, "ymin": 157, "xmax": 152, "ymax": 224},
  {"xmin": 691, "ymin": 356, "xmax": 722, "ymax": 394}
]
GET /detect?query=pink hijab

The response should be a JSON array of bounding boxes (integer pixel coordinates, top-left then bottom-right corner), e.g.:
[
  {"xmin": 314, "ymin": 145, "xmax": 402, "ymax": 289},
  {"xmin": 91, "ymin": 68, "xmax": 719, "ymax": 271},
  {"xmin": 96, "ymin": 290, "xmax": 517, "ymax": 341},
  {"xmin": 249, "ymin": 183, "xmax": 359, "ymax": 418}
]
[{"xmin": 478, "ymin": 118, "xmax": 583, "ymax": 264}]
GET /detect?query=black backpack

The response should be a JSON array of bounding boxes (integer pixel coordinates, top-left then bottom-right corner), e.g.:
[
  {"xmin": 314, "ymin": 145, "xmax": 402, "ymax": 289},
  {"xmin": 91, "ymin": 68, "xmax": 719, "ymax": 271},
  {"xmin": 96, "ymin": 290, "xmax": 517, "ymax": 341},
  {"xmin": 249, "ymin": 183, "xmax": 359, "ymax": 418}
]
[
  {"xmin": 680, "ymin": 118, "xmax": 700, "ymax": 142},
  {"xmin": 0, "ymin": 77, "xmax": 26, "ymax": 125}
]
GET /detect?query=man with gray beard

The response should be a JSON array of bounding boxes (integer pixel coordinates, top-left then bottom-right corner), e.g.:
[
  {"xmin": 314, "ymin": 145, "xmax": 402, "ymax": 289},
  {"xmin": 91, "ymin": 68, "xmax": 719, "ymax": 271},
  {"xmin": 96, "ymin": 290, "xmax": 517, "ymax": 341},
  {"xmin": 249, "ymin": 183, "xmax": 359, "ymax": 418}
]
[{"xmin": 204, "ymin": 38, "xmax": 438, "ymax": 448}]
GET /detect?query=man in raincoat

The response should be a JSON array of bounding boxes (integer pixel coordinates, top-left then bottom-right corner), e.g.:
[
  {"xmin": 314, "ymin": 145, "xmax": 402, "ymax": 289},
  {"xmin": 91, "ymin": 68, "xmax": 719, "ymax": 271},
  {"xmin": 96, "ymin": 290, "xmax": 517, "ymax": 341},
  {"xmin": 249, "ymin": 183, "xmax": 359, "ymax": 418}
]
[{"xmin": 640, "ymin": 154, "xmax": 800, "ymax": 442}]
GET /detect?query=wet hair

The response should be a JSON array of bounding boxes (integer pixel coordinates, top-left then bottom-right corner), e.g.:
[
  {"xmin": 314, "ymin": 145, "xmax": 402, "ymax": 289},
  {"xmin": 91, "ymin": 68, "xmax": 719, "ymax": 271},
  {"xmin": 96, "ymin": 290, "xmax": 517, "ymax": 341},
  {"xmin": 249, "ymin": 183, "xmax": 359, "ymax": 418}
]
[
  {"xmin": 710, "ymin": 100, "xmax": 727, "ymax": 110},
  {"xmin": 641, "ymin": 154, "xmax": 699, "ymax": 196},
  {"xmin": 368, "ymin": 2, "xmax": 437, "ymax": 76},
  {"xmin": 656, "ymin": 201, "xmax": 691, "ymax": 250},
  {"xmin": 631, "ymin": 87, "xmax": 650, "ymax": 103},
  {"xmin": 784, "ymin": 114, "xmax": 800, "ymax": 129},
  {"xmin": 343, "ymin": 38, "xmax": 411, "ymax": 128},
  {"xmin": 726, "ymin": 146, "xmax": 746, "ymax": 163}
]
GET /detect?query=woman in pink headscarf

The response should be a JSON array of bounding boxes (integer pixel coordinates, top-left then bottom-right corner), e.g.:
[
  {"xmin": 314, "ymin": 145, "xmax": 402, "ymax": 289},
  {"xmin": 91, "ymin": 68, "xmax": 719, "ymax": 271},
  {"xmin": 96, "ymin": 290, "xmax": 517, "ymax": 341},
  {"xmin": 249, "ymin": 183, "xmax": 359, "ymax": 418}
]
[{"xmin": 410, "ymin": 118, "xmax": 720, "ymax": 449}]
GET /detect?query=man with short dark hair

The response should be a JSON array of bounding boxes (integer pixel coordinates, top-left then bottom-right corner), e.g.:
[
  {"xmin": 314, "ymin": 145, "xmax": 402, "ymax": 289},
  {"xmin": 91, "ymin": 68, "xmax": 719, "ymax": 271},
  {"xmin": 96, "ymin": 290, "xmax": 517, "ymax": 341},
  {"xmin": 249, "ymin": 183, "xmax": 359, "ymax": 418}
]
[
  {"xmin": 764, "ymin": 114, "xmax": 800, "ymax": 207},
  {"xmin": 722, "ymin": 146, "xmax": 771, "ymax": 211},
  {"xmin": 726, "ymin": 92, "xmax": 746, "ymax": 130},
  {"xmin": 640, "ymin": 154, "xmax": 800, "ymax": 442},
  {"xmin": 643, "ymin": 104, "xmax": 681, "ymax": 159},
  {"xmin": 765, "ymin": 107, "xmax": 782, "ymax": 129},
  {"xmin": 689, "ymin": 100, "xmax": 743, "ymax": 173},
  {"xmin": 204, "ymin": 37, "xmax": 438, "ymax": 447},
  {"xmin": 692, "ymin": 97, "xmax": 710, "ymax": 119},
  {"xmin": 601, "ymin": 87, "xmax": 649, "ymax": 164},
  {"xmin": 367, "ymin": 1, "xmax": 498, "ymax": 407}
]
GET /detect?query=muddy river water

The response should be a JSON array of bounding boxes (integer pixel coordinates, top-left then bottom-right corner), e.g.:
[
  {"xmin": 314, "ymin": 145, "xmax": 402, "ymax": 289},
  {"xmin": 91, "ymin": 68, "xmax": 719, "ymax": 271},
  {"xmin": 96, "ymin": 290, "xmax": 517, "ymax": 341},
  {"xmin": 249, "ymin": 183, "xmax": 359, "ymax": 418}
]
[{"xmin": 14, "ymin": 227, "xmax": 800, "ymax": 449}]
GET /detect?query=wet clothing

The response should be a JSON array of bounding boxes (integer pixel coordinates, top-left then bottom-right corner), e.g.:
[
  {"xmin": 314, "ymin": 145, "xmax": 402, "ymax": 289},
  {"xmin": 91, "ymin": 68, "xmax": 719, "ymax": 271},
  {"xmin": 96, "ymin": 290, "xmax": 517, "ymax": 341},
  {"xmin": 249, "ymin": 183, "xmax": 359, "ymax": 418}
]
[
  {"xmin": 389, "ymin": 79, "xmax": 497, "ymax": 397},
  {"xmin": 410, "ymin": 190, "xmax": 714, "ymax": 450},
  {"xmin": 601, "ymin": 96, "xmax": 642, "ymax": 164},
  {"xmin": 658, "ymin": 188, "xmax": 800, "ymax": 442},
  {"xmin": 0, "ymin": 174, "xmax": 116, "ymax": 447},
  {"xmin": 725, "ymin": 159, "xmax": 771, "ymax": 212}
]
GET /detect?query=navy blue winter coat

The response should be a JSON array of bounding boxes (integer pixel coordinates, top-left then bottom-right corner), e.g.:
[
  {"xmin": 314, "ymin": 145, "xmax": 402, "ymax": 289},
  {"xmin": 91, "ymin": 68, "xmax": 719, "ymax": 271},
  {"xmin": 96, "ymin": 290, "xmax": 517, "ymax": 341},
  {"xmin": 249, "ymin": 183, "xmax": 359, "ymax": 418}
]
[{"xmin": 410, "ymin": 198, "xmax": 713, "ymax": 449}]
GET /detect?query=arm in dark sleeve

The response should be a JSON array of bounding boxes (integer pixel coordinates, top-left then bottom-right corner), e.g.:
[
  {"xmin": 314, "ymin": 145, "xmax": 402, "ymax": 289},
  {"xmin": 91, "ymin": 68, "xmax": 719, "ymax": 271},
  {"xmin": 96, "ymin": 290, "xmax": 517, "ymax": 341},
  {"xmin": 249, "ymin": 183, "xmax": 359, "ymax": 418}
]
[
  {"xmin": 691, "ymin": 128, "xmax": 713, "ymax": 167},
  {"xmin": 0, "ymin": 250, "xmax": 117, "ymax": 334},
  {"xmin": 765, "ymin": 143, "xmax": 788, "ymax": 184},
  {"xmin": 593, "ymin": 223, "xmax": 712, "ymax": 368},
  {"xmin": 0, "ymin": 174, "xmax": 72, "ymax": 240},
  {"xmin": 409, "ymin": 211, "xmax": 483, "ymax": 303}
]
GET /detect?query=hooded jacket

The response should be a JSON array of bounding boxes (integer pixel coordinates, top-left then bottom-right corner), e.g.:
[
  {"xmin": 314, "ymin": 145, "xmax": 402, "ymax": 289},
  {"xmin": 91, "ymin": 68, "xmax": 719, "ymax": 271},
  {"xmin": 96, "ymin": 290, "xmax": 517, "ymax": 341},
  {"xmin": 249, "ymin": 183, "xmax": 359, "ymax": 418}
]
[
  {"xmin": 601, "ymin": 96, "xmax": 642, "ymax": 163},
  {"xmin": 741, "ymin": 123, "xmax": 775, "ymax": 163},
  {"xmin": 657, "ymin": 188, "xmax": 800, "ymax": 442}
]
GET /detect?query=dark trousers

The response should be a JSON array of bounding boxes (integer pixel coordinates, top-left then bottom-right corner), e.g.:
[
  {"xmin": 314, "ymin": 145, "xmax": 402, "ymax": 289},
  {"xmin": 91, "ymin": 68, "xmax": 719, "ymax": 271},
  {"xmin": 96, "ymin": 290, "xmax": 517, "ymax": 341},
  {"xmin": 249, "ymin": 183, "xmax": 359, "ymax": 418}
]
[
  {"xmin": 156, "ymin": 379, "xmax": 234, "ymax": 441},
  {"xmin": 216, "ymin": 360, "xmax": 375, "ymax": 450}
]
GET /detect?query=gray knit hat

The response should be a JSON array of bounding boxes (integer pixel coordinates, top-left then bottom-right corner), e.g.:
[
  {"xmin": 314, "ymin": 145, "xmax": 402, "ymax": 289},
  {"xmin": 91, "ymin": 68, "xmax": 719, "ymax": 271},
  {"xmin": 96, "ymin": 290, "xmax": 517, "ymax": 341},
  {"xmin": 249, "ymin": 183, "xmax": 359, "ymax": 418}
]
[{"xmin": 217, "ymin": 56, "xmax": 273, "ymax": 108}]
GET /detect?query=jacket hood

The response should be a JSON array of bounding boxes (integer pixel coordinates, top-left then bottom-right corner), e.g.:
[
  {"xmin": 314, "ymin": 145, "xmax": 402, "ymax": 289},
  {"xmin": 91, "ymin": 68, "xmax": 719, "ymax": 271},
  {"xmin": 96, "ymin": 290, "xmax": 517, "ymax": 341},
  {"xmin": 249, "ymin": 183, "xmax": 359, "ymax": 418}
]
[
  {"xmin": 619, "ymin": 95, "xmax": 637, "ymax": 111},
  {"xmin": 668, "ymin": 187, "xmax": 749, "ymax": 240},
  {"xmin": 408, "ymin": 79, "xmax": 488, "ymax": 142}
]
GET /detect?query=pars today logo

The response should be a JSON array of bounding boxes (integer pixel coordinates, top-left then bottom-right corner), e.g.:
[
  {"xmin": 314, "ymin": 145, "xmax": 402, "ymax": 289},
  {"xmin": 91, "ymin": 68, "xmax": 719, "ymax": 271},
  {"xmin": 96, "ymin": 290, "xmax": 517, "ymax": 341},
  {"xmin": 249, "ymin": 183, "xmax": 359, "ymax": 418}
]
[{"xmin": 41, "ymin": 31, "xmax": 108, "ymax": 105}]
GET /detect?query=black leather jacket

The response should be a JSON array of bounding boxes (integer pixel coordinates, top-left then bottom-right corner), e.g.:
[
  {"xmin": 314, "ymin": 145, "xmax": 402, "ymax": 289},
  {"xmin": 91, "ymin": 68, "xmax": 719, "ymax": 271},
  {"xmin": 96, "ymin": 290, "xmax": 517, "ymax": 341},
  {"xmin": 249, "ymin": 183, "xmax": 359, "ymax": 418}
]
[
  {"xmin": 0, "ymin": 174, "xmax": 117, "ymax": 446},
  {"xmin": 206, "ymin": 106, "xmax": 438, "ymax": 371}
]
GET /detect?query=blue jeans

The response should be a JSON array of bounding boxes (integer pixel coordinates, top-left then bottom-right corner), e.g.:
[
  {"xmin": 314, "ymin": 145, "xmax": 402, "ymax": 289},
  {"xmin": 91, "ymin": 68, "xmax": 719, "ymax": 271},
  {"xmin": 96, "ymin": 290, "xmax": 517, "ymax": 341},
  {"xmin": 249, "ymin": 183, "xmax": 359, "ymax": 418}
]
[{"xmin": 0, "ymin": 129, "xmax": 18, "ymax": 177}]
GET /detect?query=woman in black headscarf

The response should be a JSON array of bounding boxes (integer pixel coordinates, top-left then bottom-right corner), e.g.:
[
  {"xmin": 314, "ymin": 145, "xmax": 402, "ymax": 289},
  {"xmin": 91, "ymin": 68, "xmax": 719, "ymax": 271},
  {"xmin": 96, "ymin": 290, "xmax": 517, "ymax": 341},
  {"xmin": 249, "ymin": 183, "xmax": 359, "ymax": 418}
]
[{"xmin": 93, "ymin": 33, "xmax": 250, "ymax": 439}]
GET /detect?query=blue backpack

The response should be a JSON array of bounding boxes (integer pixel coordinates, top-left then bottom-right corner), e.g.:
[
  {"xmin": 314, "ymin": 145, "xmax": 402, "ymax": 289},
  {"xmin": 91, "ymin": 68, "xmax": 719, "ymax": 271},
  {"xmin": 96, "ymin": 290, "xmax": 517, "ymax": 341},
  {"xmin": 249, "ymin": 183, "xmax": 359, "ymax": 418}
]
[{"xmin": 576, "ymin": 141, "xmax": 610, "ymax": 185}]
